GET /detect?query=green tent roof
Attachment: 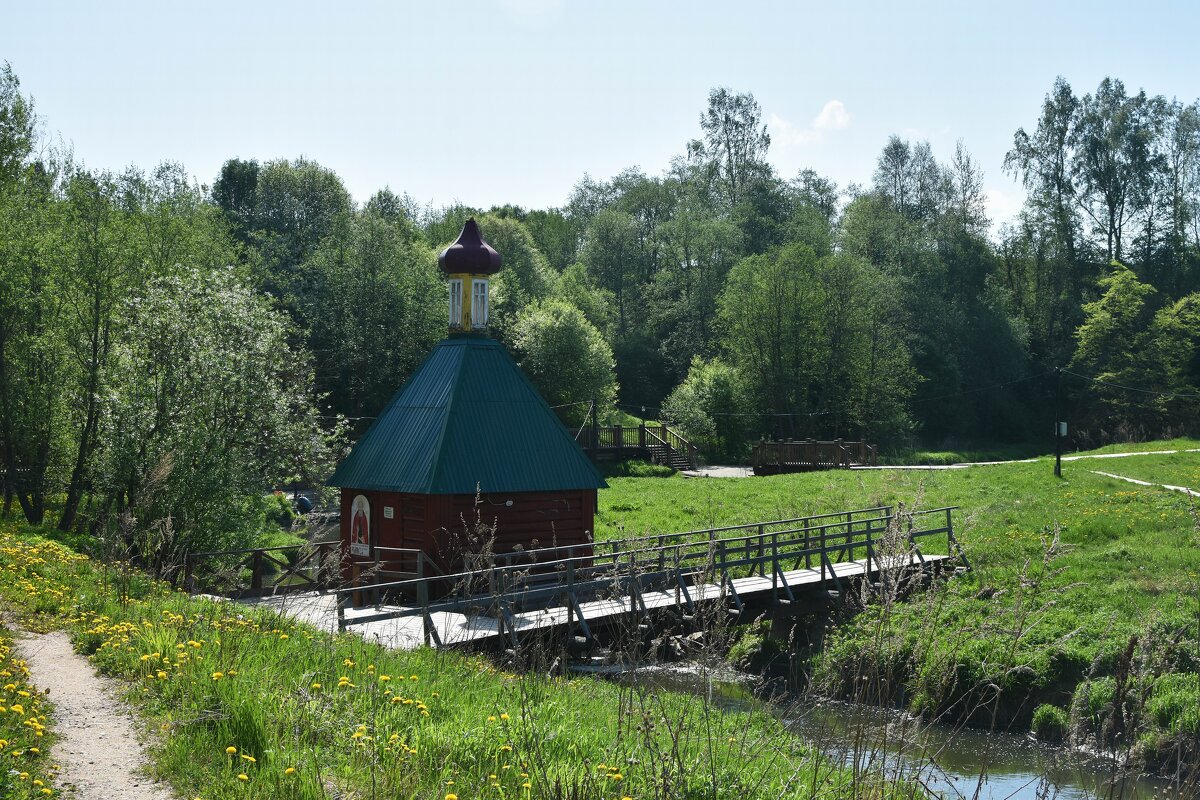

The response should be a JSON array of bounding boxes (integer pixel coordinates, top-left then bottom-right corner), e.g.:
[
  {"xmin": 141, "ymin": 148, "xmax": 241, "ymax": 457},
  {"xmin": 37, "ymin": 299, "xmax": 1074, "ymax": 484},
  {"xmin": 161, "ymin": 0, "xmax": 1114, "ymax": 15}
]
[{"xmin": 328, "ymin": 336, "xmax": 606, "ymax": 494}]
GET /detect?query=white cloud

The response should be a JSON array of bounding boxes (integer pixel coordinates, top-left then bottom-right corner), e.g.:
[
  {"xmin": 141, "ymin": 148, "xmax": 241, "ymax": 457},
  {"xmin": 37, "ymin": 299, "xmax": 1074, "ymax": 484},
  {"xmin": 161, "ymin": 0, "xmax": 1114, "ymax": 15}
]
[
  {"xmin": 769, "ymin": 113, "xmax": 818, "ymax": 147},
  {"xmin": 812, "ymin": 100, "xmax": 851, "ymax": 131},
  {"xmin": 770, "ymin": 100, "xmax": 852, "ymax": 148}
]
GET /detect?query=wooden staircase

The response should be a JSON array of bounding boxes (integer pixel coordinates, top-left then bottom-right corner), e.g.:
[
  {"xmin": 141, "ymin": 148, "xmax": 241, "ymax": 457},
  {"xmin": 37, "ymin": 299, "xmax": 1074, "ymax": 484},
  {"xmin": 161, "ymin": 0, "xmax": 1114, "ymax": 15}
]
[
  {"xmin": 645, "ymin": 426, "xmax": 697, "ymax": 470},
  {"xmin": 575, "ymin": 421, "xmax": 699, "ymax": 471}
]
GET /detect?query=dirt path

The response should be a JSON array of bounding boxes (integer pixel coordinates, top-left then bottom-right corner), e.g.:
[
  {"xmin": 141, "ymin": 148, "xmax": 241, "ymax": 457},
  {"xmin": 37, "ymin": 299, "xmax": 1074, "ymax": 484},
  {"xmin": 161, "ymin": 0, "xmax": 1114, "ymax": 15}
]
[{"xmin": 15, "ymin": 630, "xmax": 176, "ymax": 800}]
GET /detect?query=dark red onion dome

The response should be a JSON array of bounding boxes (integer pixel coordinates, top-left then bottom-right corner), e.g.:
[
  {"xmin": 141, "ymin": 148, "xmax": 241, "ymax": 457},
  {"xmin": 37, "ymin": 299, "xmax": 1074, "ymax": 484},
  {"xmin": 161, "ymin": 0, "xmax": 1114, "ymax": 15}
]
[{"xmin": 438, "ymin": 218, "xmax": 502, "ymax": 275}]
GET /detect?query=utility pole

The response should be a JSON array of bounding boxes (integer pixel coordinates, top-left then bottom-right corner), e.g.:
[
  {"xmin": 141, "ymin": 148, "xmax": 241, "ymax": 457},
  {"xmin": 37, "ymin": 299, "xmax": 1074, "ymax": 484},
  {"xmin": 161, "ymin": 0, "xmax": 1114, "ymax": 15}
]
[{"xmin": 1054, "ymin": 367, "xmax": 1063, "ymax": 478}]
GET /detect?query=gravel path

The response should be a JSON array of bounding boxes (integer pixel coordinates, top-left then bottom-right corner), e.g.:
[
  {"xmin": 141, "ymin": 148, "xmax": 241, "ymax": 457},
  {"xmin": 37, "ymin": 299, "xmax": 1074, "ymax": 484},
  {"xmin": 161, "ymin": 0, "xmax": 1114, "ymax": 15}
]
[{"xmin": 15, "ymin": 630, "xmax": 177, "ymax": 800}]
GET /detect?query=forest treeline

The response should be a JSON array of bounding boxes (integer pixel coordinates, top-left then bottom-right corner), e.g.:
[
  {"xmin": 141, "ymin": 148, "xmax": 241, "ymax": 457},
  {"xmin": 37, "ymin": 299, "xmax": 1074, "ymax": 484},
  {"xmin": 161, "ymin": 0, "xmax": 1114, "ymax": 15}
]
[{"xmin": 2, "ymin": 63, "xmax": 1200, "ymax": 563}]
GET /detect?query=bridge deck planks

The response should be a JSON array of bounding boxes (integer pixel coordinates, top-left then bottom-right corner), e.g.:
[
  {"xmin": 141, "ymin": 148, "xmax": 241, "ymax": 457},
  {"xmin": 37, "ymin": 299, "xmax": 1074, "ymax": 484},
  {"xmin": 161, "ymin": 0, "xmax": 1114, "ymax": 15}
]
[{"xmin": 249, "ymin": 554, "xmax": 947, "ymax": 651}]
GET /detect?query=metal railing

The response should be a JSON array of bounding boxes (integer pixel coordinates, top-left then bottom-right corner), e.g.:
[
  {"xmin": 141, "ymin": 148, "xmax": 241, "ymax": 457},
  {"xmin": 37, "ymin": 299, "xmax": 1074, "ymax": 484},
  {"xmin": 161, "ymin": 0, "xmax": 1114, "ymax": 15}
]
[{"xmin": 333, "ymin": 505, "xmax": 964, "ymax": 647}]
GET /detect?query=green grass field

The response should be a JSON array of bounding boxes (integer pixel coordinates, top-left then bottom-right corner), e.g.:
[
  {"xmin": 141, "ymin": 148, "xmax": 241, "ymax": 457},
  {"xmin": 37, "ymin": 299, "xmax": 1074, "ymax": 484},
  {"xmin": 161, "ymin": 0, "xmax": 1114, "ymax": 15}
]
[{"xmin": 598, "ymin": 441, "xmax": 1200, "ymax": 762}]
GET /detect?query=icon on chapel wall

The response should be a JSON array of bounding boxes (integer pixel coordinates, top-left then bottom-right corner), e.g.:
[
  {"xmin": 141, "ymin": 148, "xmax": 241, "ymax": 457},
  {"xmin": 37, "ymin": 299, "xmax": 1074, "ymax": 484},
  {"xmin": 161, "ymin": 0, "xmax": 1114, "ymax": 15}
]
[{"xmin": 350, "ymin": 494, "xmax": 371, "ymax": 556}]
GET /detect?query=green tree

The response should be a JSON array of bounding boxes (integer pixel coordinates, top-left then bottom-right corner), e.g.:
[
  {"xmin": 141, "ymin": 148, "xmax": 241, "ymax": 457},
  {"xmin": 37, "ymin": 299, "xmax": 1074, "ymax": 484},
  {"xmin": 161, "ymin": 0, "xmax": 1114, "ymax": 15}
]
[
  {"xmin": 247, "ymin": 158, "xmax": 352, "ymax": 310},
  {"xmin": 718, "ymin": 244, "xmax": 824, "ymax": 434},
  {"xmin": 511, "ymin": 300, "xmax": 617, "ymax": 427},
  {"xmin": 211, "ymin": 157, "xmax": 259, "ymax": 243},
  {"xmin": 0, "ymin": 162, "xmax": 72, "ymax": 524},
  {"xmin": 96, "ymin": 267, "xmax": 338, "ymax": 576},
  {"xmin": 0, "ymin": 63, "xmax": 34, "ymax": 184},
  {"xmin": 661, "ymin": 358, "xmax": 748, "ymax": 461},
  {"xmin": 1143, "ymin": 292, "xmax": 1200, "ymax": 430},
  {"xmin": 697, "ymin": 87, "xmax": 771, "ymax": 209},
  {"xmin": 581, "ymin": 208, "xmax": 641, "ymax": 338},
  {"xmin": 1071, "ymin": 78, "xmax": 1164, "ymax": 263},
  {"xmin": 654, "ymin": 208, "xmax": 740, "ymax": 380},
  {"xmin": 302, "ymin": 210, "xmax": 444, "ymax": 424},
  {"xmin": 1070, "ymin": 262, "xmax": 1158, "ymax": 430},
  {"xmin": 525, "ymin": 208, "xmax": 577, "ymax": 271},
  {"xmin": 56, "ymin": 170, "xmax": 134, "ymax": 532},
  {"xmin": 0, "ymin": 67, "xmax": 72, "ymax": 523},
  {"xmin": 555, "ymin": 262, "xmax": 614, "ymax": 336}
]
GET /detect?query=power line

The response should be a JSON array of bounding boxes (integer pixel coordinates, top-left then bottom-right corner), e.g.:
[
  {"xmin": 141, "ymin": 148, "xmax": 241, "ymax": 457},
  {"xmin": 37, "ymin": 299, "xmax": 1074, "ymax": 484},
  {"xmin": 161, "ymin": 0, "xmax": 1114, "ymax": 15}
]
[
  {"xmin": 906, "ymin": 370, "xmax": 1052, "ymax": 406},
  {"xmin": 1062, "ymin": 369, "xmax": 1200, "ymax": 401}
]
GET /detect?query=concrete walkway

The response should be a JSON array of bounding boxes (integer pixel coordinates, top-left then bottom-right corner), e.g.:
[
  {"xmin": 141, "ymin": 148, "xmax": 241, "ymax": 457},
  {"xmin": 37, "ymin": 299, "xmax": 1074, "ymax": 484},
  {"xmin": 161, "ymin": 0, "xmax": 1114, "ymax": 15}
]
[
  {"xmin": 1090, "ymin": 470, "xmax": 1200, "ymax": 498},
  {"xmin": 680, "ymin": 466, "xmax": 754, "ymax": 478},
  {"xmin": 687, "ymin": 449, "xmax": 1200, "ymax": 477},
  {"xmin": 852, "ymin": 447, "xmax": 1200, "ymax": 472}
]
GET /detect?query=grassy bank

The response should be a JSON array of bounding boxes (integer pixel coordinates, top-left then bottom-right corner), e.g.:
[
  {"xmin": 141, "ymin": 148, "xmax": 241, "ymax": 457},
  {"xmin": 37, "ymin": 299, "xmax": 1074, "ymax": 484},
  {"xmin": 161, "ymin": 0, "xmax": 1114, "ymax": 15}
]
[
  {"xmin": 0, "ymin": 519, "xmax": 912, "ymax": 800},
  {"xmin": 597, "ymin": 441, "xmax": 1200, "ymax": 771}
]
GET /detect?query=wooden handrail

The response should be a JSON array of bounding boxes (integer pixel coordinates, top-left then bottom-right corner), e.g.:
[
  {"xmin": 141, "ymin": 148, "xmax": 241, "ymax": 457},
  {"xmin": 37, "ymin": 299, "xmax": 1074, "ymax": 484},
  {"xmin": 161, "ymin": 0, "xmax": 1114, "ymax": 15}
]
[
  {"xmin": 334, "ymin": 506, "xmax": 958, "ymax": 604},
  {"xmin": 576, "ymin": 424, "xmax": 698, "ymax": 468}
]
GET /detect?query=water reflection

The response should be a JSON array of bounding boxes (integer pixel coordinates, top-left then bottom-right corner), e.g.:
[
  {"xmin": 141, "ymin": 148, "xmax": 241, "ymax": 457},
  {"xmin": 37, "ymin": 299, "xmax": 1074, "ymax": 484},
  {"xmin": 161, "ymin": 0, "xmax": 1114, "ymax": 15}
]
[
  {"xmin": 785, "ymin": 701, "xmax": 1168, "ymax": 800},
  {"xmin": 595, "ymin": 663, "xmax": 1172, "ymax": 800}
]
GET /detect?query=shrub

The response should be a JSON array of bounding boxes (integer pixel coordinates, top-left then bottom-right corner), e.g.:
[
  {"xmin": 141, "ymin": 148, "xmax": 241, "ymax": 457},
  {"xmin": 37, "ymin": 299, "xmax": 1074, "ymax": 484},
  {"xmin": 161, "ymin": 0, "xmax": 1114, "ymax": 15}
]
[
  {"xmin": 1031, "ymin": 704, "xmax": 1069, "ymax": 742},
  {"xmin": 601, "ymin": 459, "xmax": 677, "ymax": 479},
  {"xmin": 1147, "ymin": 673, "xmax": 1200, "ymax": 734}
]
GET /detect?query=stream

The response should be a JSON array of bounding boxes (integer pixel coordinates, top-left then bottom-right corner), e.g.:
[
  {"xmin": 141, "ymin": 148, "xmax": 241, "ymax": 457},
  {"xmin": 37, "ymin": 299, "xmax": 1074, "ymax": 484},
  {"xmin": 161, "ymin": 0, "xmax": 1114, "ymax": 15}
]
[{"xmin": 589, "ymin": 662, "xmax": 1175, "ymax": 800}]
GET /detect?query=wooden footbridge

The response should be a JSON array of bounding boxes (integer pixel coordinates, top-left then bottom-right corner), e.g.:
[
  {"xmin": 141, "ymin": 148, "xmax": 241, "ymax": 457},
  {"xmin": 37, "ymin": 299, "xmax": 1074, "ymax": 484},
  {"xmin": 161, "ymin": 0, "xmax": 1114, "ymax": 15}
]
[
  {"xmin": 752, "ymin": 439, "xmax": 879, "ymax": 474},
  {"xmin": 189, "ymin": 506, "xmax": 965, "ymax": 651}
]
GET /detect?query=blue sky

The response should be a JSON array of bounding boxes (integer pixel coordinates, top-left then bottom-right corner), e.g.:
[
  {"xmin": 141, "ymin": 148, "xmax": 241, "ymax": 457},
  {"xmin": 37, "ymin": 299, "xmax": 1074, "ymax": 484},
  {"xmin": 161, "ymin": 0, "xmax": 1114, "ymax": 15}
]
[{"xmin": 3, "ymin": 1, "xmax": 1198, "ymax": 231}]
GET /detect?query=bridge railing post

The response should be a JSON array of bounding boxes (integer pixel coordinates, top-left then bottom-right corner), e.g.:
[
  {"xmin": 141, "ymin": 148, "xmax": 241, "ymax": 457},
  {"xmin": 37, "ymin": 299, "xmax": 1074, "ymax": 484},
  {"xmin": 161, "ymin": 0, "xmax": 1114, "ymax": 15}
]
[
  {"xmin": 372, "ymin": 546, "xmax": 381, "ymax": 606},
  {"xmin": 770, "ymin": 531, "xmax": 778, "ymax": 591},
  {"xmin": 416, "ymin": 554, "xmax": 433, "ymax": 646},
  {"xmin": 820, "ymin": 525, "xmax": 827, "ymax": 583},
  {"xmin": 184, "ymin": 554, "xmax": 195, "ymax": 594},
  {"xmin": 865, "ymin": 517, "xmax": 873, "ymax": 574},
  {"xmin": 757, "ymin": 524, "xmax": 765, "ymax": 576},
  {"xmin": 251, "ymin": 549, "xmax": 264, "ymax": 595},
  {"xmin": 627, "ymin": 550, "xmax": 638, "ymax": 619}
]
